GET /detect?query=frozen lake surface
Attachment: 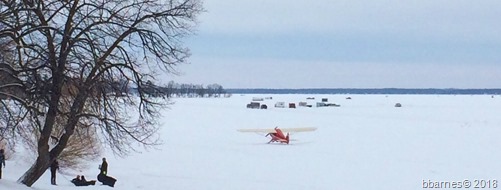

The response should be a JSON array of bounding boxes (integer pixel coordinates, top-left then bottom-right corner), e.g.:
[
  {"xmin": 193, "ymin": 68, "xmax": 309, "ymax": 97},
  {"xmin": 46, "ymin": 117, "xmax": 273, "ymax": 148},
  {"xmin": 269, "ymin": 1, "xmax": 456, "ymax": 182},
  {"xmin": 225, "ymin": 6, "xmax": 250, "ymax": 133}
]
[{"xmin": 2, "ymin": 94, "xmax": 501, "ymax": 190}]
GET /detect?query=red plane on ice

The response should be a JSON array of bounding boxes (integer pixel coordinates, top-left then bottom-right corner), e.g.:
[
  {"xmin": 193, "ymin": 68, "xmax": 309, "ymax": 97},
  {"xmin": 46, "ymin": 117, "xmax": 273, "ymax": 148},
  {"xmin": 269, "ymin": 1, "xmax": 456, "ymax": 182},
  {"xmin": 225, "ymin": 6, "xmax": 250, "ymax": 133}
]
[
  {"xmin": 237, "ymin": 127, "xmax": 317, "ymax": 144},
  {"xmin": 265, "ymin": 127, "xmax": 290, "ymax": 144}
]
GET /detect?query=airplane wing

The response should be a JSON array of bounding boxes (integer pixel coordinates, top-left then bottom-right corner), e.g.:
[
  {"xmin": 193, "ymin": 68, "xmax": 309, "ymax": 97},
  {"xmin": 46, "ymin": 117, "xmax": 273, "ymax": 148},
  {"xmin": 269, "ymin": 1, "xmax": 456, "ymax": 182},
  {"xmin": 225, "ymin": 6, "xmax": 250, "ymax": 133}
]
[
  {"xmin": 237, "ymin": 127, "xmax": 317, "ymax": 133},
  {"xmin": 237, "ymin": 128, "xmax": 277, "ymax": 133},
  {"xmin": 280, "ymin": 127, "xmax": 317, "ymax": 133}
]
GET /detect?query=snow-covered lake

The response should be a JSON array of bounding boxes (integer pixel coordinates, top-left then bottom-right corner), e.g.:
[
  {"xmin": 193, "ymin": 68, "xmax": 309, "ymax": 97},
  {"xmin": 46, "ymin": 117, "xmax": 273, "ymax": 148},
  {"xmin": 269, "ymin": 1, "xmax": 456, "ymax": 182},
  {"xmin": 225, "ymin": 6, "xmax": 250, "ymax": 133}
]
[{"xmin": 2, "ymin": 94, "xmax": 501, "ymax": 190}]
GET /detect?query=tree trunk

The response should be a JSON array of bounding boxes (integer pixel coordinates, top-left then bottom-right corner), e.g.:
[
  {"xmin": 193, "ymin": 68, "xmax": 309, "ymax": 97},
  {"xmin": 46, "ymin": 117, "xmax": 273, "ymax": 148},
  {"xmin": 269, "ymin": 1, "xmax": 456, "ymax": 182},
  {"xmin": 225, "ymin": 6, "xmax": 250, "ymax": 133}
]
[
  {"xmin": 17, "ymin": 155, "xmax": 52, "ymax": 187},
  {"xmin": 18, "ymin": 60, "xmax": 63, "ymax": 186},
  {"xmin": 18, "ymin": 80, "xmax": 87, "ymax": 186}
]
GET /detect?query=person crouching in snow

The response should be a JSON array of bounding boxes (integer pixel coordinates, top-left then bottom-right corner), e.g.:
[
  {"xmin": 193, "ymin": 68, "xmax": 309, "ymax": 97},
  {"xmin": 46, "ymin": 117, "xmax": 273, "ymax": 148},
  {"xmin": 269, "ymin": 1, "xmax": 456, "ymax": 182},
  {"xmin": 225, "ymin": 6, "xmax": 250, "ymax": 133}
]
[{"xmin": 71, "ymin": 175, "xmax": 96, "ymax": 186}]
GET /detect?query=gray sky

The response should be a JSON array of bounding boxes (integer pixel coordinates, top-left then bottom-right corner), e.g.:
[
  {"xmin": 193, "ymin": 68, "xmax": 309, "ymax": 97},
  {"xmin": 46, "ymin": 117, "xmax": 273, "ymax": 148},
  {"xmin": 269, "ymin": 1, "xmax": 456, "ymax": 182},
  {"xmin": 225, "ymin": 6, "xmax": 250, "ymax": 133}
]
[{"xmin": 169, "ymin": 0, "xmax": 501, "ymax": 88}]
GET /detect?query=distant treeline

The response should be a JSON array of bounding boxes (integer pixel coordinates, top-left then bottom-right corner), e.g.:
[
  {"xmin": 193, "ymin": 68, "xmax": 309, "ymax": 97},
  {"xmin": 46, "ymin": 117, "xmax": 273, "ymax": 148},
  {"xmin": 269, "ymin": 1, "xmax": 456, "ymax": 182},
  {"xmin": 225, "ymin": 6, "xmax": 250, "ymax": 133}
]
[
  {"xmin": 138, "ymin": 81, "xmax": 228, "ymax": 98},
  {"xmin": 226, "ymin": 88, "xmax": 501, "ymax": 95}
]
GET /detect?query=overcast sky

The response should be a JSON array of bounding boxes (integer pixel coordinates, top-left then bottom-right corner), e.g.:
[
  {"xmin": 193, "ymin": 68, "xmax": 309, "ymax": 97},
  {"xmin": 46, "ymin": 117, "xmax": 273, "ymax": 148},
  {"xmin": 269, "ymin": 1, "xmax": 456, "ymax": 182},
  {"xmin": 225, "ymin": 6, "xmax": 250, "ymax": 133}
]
[{"xmin": 169, "ymin": 0, "xmax": 501, "ymax": 88}]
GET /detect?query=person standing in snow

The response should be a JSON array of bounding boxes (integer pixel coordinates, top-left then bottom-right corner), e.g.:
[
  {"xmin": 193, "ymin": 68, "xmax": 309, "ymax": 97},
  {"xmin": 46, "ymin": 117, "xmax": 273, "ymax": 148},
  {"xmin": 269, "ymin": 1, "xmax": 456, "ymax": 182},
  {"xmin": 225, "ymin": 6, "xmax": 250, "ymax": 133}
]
[
  {"xmin": 99, "ymin": 157, "xmax": 108, "ymax": 175},
  {"xmin": 97, "ymin": 157, "xmax": 116, "ymax": 187},
  {"xmin": 0, "ymin": 149, "xmax": 5, "ymax": 179},
  {"xmin": 50, "ymin": 159, "xmax": 59, "ymax": 185}
]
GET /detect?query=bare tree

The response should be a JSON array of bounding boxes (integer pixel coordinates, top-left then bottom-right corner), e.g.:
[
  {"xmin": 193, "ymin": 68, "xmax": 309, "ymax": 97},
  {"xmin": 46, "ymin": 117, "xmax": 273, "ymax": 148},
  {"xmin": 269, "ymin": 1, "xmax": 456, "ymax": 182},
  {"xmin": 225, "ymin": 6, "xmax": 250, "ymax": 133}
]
[
  {"xmin": 0, "ymin": 0, "xmax": 202, "ymax": 186},
  {"xmin": 21, "ymin": 98, "xmax": 102, "ymax": 172}
]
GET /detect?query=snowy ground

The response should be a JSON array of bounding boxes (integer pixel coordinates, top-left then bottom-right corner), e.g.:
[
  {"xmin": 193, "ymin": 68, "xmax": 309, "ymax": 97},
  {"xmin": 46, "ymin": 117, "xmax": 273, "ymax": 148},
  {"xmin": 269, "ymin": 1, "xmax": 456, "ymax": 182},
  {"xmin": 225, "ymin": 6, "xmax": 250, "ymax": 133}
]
[{"xmin": 1, "ymin": 94, "xmax": 501, "ymax": 190}]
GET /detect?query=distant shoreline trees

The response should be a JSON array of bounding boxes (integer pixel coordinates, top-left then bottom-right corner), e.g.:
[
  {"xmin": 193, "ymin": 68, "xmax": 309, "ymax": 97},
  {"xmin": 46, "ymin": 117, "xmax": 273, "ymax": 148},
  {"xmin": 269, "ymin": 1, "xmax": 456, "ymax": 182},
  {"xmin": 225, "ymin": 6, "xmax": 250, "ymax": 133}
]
[{"xmin": 141, "ymin": 81, "xmax": 229, "ymax": 98}]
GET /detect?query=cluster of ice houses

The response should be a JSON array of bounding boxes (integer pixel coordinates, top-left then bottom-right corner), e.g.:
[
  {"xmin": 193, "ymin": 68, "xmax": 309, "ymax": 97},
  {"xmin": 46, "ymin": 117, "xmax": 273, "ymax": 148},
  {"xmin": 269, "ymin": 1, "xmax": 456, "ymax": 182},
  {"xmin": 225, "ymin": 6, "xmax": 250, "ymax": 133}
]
[{"xmin": 246, "ymin": 97, "xmax": 342, "ymax": 109}]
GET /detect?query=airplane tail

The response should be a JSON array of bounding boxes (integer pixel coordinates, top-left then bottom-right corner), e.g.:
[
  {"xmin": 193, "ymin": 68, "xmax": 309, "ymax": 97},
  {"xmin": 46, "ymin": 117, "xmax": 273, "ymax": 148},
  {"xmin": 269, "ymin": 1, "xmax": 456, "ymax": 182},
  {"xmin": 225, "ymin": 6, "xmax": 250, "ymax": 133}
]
[{"xmin": 286, "ymin": 133, "xmax": 289, "ymax": 144}]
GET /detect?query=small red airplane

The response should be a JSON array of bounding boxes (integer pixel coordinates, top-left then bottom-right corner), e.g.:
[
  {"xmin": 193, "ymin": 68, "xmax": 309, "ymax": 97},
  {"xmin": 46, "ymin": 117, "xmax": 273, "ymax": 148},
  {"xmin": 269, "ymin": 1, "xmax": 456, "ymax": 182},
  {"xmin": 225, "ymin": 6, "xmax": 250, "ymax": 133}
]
[
  {"xmin": 237, "ymin": 127, "xmax": 317, "ymax": 144},
  {"xmin": 265, "ymin": 127, "xmax": 290, "ymax": 144}
]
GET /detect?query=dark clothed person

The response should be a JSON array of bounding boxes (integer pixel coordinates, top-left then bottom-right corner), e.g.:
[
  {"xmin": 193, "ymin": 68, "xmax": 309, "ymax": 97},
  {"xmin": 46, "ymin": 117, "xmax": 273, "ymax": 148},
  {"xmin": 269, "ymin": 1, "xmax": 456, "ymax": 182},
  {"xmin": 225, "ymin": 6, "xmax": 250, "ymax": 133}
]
[
  {"xmin": 50, "ymin": 160, "xmax": 59, "ymax": 185},
  {"xmin": 99, "ymin": 158, "xmax": 108, "ymax": 175},
  {"xmin": 71, "ymin": 175, "xmax": 96, "ymax": 186},
  {"xmin": 0, "ymin": 149, "xmax": 5, "ymax": 179},
  {"xmin": 97, "ymin": 158, "xmax": 116, "ymax": 187}
]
